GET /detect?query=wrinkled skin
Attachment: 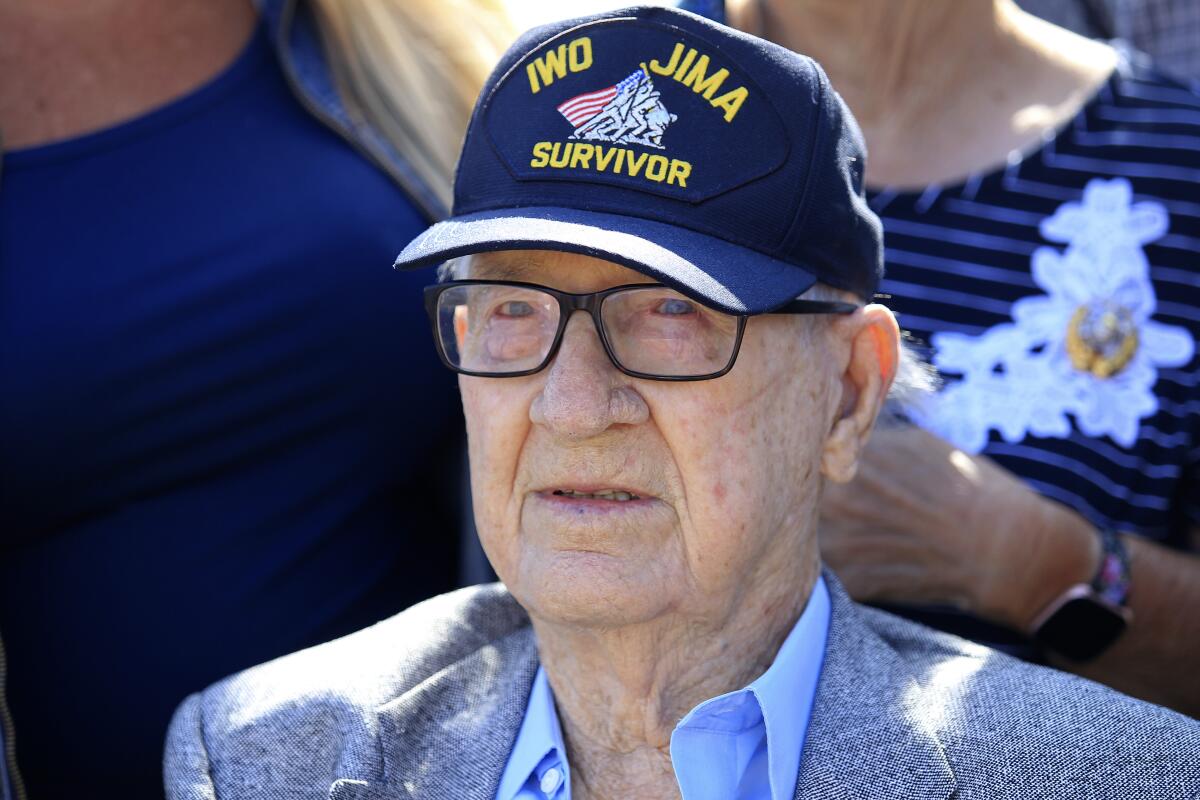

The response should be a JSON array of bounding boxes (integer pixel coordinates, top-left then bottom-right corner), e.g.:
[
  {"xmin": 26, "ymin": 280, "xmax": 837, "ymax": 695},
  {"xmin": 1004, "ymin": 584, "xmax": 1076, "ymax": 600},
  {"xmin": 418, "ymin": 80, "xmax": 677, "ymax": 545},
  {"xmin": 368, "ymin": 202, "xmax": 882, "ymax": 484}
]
[
  {"xmin": 457, "ymin": 249, "xmax": 899, "ymax": 798},
  {"xmin": 462, "ymin": 250, "xmax": 890, "ymax": 631},
  {"xmin": 819, "ymin": 425, "xmax": 1099, "ymax": 629}
]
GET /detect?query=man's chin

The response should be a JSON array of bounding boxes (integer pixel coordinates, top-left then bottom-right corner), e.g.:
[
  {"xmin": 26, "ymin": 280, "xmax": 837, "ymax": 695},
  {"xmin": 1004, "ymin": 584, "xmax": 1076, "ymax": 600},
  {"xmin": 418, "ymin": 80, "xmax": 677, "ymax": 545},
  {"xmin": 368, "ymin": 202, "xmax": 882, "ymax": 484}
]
[{"xmin": 513, "ymin": 551, "xmax": 674, "ymax": 629}]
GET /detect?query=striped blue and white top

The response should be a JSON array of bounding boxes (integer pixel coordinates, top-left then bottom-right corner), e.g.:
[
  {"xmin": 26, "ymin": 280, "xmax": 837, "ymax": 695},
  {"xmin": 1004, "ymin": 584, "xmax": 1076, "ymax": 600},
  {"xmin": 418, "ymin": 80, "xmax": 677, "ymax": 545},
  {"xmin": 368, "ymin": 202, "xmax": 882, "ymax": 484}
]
[{"xmin": 870, "ymin": 49, "xmax": 1200, "ymax": 551}]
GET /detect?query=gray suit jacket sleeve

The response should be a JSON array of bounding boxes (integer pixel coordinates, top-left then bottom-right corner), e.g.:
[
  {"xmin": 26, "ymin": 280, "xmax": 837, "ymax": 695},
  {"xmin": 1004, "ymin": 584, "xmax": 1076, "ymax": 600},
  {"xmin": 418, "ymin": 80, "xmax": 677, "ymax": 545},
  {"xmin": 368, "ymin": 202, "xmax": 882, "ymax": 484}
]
[{"xmin": 165, "ymin": 693, "xmax": 217, "ymax": 800}]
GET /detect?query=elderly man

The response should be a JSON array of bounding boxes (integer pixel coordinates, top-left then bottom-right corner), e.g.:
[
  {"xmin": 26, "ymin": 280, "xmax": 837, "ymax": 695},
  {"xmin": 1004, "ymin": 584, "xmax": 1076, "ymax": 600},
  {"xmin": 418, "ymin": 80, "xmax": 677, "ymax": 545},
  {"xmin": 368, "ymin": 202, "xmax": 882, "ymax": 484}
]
[{"xmin": 165, "ymin": 6, "xmax": 1200, "ymax": 800}]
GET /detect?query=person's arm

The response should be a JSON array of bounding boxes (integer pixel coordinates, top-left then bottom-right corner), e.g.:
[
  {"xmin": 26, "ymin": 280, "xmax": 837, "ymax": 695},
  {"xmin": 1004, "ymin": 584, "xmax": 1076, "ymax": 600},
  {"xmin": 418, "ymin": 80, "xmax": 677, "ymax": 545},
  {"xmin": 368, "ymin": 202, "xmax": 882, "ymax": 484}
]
[
  {"xmin": 1044, "ymin": 530, "xmax": 1200, "ymax": 716},
  {"xmin": 819, "ymin": 425, "xmax": 1200, "ymax": 717}
]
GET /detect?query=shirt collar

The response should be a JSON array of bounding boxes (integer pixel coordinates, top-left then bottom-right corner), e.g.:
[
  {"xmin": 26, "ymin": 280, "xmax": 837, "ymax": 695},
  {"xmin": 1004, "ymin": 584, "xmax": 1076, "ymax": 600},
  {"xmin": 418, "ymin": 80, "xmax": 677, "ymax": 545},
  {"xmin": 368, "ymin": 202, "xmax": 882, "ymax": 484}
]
[
  {"xmin": 746, "ymin": 573, "xmax": 831, "ymax": 799},
  {"xmin": 670, "ymin": 575, "xmax": 830, "ymax": 800},
  {"xmin": 496, "ymin": 576, "xmax": 831, "ymax": 800},
  {"xmin": 496, "ymin": 667, "xmax": 567, "ymax": 800}
]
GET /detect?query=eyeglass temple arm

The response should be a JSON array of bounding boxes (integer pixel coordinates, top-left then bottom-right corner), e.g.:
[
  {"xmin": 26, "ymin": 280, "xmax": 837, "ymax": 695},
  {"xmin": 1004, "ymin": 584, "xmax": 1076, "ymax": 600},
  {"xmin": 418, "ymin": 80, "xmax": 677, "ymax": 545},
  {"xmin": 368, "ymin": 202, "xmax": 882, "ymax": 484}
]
[{"xmin": 772, "ymin": 298, "xmax": 860, "ymax": 315}]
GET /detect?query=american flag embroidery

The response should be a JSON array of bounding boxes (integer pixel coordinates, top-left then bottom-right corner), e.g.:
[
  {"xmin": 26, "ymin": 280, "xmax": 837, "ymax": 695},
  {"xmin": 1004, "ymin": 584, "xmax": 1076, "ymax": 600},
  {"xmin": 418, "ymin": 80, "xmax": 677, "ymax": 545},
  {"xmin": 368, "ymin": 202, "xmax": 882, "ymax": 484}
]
[
  {"xmin": 555, "ymin": 70, "xmax": 677, "ymax": 149},
  {"xmin": 557, "ymin": 70, "xmax": 644, "ymax": 126}
]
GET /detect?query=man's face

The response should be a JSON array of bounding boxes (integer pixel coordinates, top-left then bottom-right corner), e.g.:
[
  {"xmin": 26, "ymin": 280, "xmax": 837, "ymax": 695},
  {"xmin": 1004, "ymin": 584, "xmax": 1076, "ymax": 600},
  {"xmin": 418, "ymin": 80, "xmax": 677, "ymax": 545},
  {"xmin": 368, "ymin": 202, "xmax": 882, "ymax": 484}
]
[{"xmin": 461, "ymin": 250, "xmax": 846, "ymax": 628}]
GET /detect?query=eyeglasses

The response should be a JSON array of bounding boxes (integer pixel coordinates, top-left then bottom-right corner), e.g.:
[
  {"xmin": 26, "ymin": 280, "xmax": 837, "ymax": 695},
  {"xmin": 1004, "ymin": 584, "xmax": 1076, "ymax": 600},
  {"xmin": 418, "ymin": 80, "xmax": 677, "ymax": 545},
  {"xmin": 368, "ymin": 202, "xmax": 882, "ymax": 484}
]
[{"xmin": 423, "ymin": 280, "xmax": 858, "ymax": 381}]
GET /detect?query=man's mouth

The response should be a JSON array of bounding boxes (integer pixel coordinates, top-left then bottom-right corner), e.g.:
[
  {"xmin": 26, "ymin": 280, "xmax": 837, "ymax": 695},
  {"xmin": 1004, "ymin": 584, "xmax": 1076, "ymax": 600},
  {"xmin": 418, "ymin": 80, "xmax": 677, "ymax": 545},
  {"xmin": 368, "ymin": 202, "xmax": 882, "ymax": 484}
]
[{"xmin": 551, "ymin": 489, "xmax": 642, "ymax": 502}]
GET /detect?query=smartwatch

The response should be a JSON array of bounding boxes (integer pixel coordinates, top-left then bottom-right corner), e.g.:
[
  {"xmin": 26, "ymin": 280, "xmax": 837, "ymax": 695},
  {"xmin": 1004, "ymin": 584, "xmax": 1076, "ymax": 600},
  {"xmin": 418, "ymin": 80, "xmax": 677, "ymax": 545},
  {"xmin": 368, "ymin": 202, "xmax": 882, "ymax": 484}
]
[{"xmin": 1029, "ymin": 528, "xmax": 1133, "ymax": 662}]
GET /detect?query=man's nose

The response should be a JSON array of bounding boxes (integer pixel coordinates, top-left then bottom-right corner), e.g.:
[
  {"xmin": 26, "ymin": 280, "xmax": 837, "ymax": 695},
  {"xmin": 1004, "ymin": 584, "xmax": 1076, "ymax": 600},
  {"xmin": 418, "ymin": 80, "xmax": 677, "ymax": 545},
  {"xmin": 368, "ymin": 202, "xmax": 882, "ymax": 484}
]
[{"xmin": 529, "ymin": 312, "xmax": 649, "ymax": 439}]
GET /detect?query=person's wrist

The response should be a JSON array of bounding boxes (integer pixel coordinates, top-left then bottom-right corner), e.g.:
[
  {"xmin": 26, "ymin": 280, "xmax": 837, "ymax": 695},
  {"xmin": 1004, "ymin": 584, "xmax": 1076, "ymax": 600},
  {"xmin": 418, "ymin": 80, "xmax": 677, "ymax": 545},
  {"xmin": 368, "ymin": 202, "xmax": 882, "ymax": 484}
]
[{"xmin": 977, "ymin": 497, "xmax": 1100, "ymax": 632}]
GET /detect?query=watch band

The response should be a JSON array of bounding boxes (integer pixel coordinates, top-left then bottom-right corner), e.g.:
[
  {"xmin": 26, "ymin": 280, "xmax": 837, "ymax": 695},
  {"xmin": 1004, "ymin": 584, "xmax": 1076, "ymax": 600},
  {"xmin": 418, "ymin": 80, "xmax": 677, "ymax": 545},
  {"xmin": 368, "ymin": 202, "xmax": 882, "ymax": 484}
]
[
  {"xmin": 1029, "ymin": 528, "xmax": 1134, "ymax": 661},
  {"xmin": 1092, "ymin": 527, "xmax": 1132, "ymax": 607}
]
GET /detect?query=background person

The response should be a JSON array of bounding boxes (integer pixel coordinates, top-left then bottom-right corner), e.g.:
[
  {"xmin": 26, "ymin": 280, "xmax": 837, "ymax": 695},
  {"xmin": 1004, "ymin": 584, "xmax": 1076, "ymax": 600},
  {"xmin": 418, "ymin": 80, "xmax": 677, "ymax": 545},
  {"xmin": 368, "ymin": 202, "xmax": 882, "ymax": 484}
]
[
  {"xmin": 712, "ymin": 0, "xmax": 1200, "ymax": 715},
  {"xmin": 0, "ymin": 0, "xmax": 511, "ymax": 795},
  {"xmin": 1018, "ymin": 0, "xmax": 1200, "ymax": 83},
  {"xmin": 165, "ymin": 9, "xmax": 1200, "ymax": 797}
]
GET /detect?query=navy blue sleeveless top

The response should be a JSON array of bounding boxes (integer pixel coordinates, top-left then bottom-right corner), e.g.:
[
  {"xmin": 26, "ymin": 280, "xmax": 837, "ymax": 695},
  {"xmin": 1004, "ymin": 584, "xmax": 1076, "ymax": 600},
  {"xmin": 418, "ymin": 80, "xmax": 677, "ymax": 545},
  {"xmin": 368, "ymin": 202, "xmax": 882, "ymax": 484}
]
[{"xmin": 0, "ymin": 26, "xmax": 461, "ymax": 797}]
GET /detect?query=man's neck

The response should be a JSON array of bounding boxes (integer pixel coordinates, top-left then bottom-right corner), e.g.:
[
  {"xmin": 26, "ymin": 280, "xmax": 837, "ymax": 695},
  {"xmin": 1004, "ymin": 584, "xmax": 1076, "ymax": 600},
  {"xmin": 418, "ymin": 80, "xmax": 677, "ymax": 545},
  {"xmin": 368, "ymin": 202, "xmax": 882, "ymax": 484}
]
[
  {"xmin": 730, "ymin": 0, "xmax": 1116, "ymax": 188},
  {"xmin": 531, "ymin": 556, "xmax": 821, "ymax": 800}
]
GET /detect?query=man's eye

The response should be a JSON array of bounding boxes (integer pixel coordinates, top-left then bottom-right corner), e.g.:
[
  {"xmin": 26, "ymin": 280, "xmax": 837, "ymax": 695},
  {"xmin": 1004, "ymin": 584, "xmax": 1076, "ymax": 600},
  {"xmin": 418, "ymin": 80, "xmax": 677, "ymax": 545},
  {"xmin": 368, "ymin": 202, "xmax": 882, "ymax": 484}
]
[
  {"xmin": 656, "ymin": 297, "xmax": 696, "ymax": 316},
  {"xmin": 496, "ymin": 300, "xmax": 535, "ymax": 318}
]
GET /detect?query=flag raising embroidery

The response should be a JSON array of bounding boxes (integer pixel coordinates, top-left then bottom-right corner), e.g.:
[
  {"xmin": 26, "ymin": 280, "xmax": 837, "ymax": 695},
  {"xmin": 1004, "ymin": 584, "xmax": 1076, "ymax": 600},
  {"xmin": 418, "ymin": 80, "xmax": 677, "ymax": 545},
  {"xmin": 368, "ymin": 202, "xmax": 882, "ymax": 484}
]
[
  {"xmin": 556, "ymin": 70, "xmax": 677, "ymax": 149},
  {"xmin": 556, "ymin": 83, "xmax": 621, "ymax": 127}
]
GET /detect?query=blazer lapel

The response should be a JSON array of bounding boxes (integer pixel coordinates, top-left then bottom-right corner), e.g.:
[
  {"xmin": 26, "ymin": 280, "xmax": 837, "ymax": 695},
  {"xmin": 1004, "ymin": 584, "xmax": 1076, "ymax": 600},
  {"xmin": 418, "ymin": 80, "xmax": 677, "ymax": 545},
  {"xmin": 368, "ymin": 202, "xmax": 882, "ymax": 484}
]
[
  {"xmin": 323, "ymin": 576, "xmax": 955, "ymax": 800},
  {"xmin": 795, "ymin": 576, "xmax": 957, "ymax": 800},
  {"xmin": 364, "ymin": 626, "xmax": 539, "ymax": 800}
]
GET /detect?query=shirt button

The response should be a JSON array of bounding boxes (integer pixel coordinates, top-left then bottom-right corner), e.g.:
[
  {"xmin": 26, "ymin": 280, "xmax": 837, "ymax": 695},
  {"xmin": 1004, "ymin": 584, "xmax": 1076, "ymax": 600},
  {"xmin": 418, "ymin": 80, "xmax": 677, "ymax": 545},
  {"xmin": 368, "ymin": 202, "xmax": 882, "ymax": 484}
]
[{"xmin": 540, "ymin": 766, "xmax": 563, "ymax": 795}]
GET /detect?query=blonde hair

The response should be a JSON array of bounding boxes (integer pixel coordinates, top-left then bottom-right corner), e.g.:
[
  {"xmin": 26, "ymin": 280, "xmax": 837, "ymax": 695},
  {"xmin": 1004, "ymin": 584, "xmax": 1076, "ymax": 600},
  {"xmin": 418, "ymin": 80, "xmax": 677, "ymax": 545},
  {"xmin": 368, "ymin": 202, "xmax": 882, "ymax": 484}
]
[{"xmin": 311, "ymin": 0, "xmax": 516, "ymax": 212}]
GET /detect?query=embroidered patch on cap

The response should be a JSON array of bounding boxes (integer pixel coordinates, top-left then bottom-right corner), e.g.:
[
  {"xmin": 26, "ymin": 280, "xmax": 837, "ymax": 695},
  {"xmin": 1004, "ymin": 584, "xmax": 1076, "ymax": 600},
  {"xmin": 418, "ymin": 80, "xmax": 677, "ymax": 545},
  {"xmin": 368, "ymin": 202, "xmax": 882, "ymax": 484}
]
[
  {"xmin": 556, "ymin": 69, "xmax": 676, "ymax": 148},
  {"xmin": 483, "ymin": 18, "xmax": 790, "ymax": 203}
]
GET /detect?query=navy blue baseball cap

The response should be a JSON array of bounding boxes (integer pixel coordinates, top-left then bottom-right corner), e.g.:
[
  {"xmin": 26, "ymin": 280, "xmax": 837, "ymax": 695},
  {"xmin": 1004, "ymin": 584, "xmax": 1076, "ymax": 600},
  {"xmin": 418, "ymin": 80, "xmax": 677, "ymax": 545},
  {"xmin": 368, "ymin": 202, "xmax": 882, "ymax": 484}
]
[{"xmin": 394, "ymin": 4, "xmax": 882, "ymax": 313}]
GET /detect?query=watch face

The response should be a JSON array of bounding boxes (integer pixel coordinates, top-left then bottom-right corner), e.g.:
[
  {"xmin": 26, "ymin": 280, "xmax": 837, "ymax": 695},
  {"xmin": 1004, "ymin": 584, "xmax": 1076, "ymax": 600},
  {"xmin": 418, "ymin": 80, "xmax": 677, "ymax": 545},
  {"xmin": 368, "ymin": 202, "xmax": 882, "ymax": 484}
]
[{"xmin": 1034, "ymin": 597, "xmax": 1128, "ymax": 662}]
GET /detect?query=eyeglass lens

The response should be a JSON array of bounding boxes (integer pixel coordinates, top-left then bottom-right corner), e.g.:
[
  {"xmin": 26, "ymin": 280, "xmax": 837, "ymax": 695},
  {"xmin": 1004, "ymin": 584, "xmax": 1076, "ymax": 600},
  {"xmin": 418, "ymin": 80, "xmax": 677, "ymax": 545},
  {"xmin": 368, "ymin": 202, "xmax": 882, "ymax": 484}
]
[{"xmin": 435, "ymin": 284, "xmax": 740, "ymax": 377}]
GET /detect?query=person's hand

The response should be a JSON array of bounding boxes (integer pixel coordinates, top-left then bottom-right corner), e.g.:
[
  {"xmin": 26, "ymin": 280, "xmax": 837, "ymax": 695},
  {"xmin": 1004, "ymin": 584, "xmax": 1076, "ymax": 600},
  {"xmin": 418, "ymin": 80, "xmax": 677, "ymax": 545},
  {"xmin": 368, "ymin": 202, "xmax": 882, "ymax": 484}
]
[{"xmin": 819, "ymin": 425, "xmax": 1099, "ymax": 631}]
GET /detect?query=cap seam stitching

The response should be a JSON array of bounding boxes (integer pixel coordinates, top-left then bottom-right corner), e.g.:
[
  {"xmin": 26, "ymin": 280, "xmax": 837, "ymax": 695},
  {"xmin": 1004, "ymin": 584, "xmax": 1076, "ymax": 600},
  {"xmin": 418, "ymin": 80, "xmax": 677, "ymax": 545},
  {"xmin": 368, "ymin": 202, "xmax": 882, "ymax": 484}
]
[{"xmin": 778, "ymin": 66, "xmax": 827, "ymax": 262}]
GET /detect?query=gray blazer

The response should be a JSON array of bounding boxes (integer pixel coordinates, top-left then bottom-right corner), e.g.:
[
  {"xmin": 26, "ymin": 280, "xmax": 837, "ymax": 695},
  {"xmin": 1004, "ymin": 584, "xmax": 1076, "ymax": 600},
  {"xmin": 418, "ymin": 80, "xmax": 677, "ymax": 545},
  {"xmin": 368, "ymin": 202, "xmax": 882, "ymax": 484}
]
[{"xmin": 165, "ymin": 577, "xmax": 1200, "ymax": 800}]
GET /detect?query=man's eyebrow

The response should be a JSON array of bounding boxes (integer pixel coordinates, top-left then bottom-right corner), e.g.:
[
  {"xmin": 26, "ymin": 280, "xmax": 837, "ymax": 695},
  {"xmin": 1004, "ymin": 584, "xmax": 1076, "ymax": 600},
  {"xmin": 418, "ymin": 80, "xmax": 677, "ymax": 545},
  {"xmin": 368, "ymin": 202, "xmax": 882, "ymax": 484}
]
[{"xmin": 468, "ymin": 258, "xmax": 542, "ymax": 281}]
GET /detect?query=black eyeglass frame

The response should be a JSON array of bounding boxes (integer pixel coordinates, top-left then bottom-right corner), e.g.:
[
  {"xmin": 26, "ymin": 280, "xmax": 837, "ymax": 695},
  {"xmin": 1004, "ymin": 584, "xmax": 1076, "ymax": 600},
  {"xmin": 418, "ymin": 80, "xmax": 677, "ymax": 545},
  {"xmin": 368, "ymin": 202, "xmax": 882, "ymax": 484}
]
[{"xmin": 423, "ymin": 279, "xmax": 859, "ymax": 382}]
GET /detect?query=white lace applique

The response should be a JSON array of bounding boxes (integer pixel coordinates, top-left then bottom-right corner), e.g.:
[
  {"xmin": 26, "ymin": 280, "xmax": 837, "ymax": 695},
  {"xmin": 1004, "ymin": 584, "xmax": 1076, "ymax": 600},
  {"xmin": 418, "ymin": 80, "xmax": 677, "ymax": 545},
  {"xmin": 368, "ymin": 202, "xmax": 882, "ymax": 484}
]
[{"xmin": 911, "ymin": 178, "xmax": 1195, "ymax": 454}]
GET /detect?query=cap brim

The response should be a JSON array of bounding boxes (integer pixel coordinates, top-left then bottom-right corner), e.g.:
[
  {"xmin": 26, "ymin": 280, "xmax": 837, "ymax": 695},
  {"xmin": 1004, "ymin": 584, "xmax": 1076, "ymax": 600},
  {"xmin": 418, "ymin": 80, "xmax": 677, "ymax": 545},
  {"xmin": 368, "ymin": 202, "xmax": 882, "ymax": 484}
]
[{"xmin": 393, "ymin": 206, "xmax": 817, "ymax": 315}]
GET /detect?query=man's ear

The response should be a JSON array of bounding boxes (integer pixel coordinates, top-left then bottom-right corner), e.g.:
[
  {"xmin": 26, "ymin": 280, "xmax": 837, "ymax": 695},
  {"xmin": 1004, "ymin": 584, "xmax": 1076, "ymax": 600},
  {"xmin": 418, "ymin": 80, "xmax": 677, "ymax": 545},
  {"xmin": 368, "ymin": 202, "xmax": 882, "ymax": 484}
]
[{"xmin": 820, "ymin": 305, "xmax": 900, "ymax": 483}]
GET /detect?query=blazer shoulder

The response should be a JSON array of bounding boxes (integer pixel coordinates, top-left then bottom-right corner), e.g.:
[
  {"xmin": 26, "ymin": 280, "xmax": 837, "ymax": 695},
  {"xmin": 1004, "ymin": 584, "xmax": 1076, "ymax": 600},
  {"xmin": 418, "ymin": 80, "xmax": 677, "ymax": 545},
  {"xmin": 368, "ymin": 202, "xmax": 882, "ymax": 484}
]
[
  {"xmin": 860, "ymin": 606, "xmax": 1200, "ymax": 798},
  {"xmin": 164, "ymin": 584, "xmax": 532, "ymax": 799}
]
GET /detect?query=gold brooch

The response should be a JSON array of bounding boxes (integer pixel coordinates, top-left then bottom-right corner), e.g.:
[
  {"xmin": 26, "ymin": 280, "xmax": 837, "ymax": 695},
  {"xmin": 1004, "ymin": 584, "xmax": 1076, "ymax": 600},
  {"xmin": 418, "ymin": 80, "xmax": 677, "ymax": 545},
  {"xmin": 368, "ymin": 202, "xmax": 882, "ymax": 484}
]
[{"xmin": 1066, "ymin": 302, "xmax": 1139, "ymax": 378}]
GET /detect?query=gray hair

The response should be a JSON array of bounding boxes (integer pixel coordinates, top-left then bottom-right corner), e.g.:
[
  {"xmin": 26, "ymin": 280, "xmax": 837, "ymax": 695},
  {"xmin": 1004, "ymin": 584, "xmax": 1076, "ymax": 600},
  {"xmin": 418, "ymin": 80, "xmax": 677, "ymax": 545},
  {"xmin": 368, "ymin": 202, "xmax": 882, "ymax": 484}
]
[
  {"xmin": 797, "ymin": 283, "xmax": 939, "ymax": 421},
  {"xmin": 881, "ymin": 335, "xmax": 939, "ymax": 425},
  {"xmin": 438, "ymin": 256, "xmax": 471, "ymax": 282},
  {"xmin": 437, "ymin": 258, "xmax": 938, "ymax": 417}
]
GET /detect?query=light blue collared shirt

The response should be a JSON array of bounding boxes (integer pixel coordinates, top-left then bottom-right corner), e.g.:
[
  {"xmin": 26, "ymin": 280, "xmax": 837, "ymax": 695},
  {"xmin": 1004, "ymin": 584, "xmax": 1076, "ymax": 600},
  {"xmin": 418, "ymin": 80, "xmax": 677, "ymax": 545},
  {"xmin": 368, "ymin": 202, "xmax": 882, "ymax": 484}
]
[{"xmin": 495, "ymin": 576, "xmax": 831, "ymax": 800}]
